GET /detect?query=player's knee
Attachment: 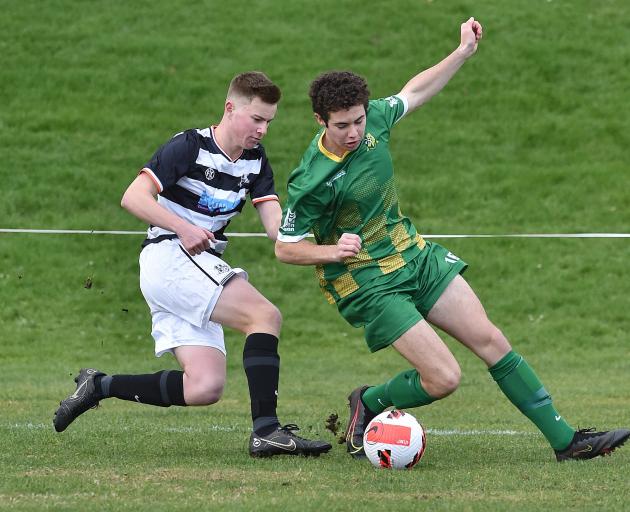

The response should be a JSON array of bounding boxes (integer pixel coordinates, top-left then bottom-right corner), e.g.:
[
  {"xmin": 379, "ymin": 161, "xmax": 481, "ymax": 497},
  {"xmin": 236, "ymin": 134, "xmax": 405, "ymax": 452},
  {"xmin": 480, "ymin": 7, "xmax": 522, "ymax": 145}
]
[
  {"xmin": 196, "ymin": 381, "xmax": 224, "ymax": 405},
  {"xmin": 488, "ymin": 325, "xmax": 511, "ymax": 352},
  {"xmin": 267, "ymin": 303, "xmax": 282, "ymax": 330},
  {"xmin": 248, "ymin": 300, "xmax": 282, "ymax": 333},
  {"xmin": 186, "ymin": 375, "xmax": 225, "ymax": 405},
  {"xmin": 424, "ymin": 365, "xmax": 461, "ymax": 399}
]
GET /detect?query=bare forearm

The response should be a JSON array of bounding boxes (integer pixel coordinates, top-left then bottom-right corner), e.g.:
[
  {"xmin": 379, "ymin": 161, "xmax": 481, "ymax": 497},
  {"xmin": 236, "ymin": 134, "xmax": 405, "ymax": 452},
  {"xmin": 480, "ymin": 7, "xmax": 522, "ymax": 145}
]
[
  {"xmin": 121, "ymin": 186, "xmax": 189, "ymax": 234},
  {"xmin": 400, "ymin": 18, "xmax": 482, "ymax": 113},
  {"xmin": 256, "ymin": 200, "xmax": 282, "ymax": 241},
  {"xmin": 275, "ymin": 232, "xmax": 362, "ymax": 265},
  {"xmin": 275, "ymin": 239, "xmax": 338, "ymax": 265},
  {"xmin": 399, "ymin": 47, "xmax": 468, "ymax": 111}
]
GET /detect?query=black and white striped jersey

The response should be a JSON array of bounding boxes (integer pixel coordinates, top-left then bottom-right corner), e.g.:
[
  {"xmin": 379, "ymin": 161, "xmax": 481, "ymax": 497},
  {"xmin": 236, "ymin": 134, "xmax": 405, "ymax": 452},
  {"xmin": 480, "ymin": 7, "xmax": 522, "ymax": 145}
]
[{"xmin": 141, "ymin": 127, "xmax": 278, "ymax": 255}]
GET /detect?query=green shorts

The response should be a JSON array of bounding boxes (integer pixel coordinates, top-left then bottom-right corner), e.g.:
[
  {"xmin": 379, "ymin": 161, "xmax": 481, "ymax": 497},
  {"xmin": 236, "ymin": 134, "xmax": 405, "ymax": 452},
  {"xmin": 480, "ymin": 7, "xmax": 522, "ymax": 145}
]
[{"xmin": 336, "ymin": 241, "xmax": 467, "ymax": 352}]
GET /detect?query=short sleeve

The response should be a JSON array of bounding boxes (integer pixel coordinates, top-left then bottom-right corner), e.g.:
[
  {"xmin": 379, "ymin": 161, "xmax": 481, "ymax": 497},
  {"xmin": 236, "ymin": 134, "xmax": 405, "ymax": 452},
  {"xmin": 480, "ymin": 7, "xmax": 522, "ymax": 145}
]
[
  {"xmin": 278, "ymin": 170, "xmax": 333, "ymax": 242},
  {"xmin": 369, "ymin": 95, "xmax": 409, "ymax": 130},
  {"xmin": 143, "ymin": 130, "xmax": 199, "ymax": 192},
  {"xmin": 249, "ymin": 150, "xmax": 279, "ymax": 205}
]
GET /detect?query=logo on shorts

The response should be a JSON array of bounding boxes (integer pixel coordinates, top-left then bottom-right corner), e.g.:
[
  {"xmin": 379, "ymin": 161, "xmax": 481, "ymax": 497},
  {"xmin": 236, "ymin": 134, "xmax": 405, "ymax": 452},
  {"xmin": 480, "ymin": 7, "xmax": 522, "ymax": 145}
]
[
  {"xmin": 205, "ymin": 167, "xmax": 216, "ymax": 181},
  {"xmin": 445, "ymin": 252, "xmax": 460, "ymax": 264},
  {"xmin": 214, "ymin": 263, "xmax": 230, "ymax": 274}
]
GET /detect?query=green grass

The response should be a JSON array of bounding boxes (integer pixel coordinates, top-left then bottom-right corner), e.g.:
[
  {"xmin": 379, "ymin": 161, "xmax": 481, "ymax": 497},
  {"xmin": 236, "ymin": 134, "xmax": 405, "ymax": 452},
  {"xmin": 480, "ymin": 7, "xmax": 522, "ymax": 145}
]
[
  {"xmin": 2, "ymin": 237, "xmax": 629, "ymax": 511},
  {"xmin": 2, "ymin": 0, "xmax": 630, "ymax": 510}
]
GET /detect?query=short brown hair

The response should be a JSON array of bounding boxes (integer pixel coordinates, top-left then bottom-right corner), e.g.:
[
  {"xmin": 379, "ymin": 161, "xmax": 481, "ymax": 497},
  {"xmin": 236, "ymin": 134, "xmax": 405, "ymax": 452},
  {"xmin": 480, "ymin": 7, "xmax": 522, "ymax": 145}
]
[
  {"xmin": 227, "ymin": 71, "xmax": 281, "ymax": 105},
  {"xmin": 309, "ymin": 71, "xmax": 370, "ymax": 123}
]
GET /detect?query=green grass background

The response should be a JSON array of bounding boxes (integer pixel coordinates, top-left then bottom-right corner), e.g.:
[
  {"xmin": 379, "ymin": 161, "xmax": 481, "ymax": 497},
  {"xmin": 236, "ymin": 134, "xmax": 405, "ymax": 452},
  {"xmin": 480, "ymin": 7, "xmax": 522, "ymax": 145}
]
[{"xmin": 1, "ymin": 0, "xmax": 629, "ymax": 510}]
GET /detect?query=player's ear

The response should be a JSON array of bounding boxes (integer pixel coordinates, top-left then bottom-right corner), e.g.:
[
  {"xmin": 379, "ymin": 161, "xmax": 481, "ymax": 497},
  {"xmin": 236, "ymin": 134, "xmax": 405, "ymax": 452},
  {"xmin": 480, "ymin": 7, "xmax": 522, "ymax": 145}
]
[
  {"xmin": 314, "ymin": 112, "xmax": 327, "ymax": 127},
  {"xmin": 225, "ymin": 99, "xmax": 235, "ymax": 115}
]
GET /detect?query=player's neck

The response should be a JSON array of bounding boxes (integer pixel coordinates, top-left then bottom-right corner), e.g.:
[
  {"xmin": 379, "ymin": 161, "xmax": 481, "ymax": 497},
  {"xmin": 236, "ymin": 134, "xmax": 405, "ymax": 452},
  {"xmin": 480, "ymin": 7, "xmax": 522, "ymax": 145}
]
[
  {"xmin": 213, "ymin": 124, "xmax": 243, "ymax": 161},
  {"xmin": 322, "ymin": 131, "xmax": 347, "ymax": 159}
]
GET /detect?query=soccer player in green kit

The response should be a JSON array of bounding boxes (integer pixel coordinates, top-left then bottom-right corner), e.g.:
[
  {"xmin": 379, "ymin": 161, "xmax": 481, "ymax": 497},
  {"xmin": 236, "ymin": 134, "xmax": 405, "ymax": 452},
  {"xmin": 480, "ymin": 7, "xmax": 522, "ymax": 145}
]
[{"xmin": 275, "ymin": 17, "xmax": 629, "ymax": 461}]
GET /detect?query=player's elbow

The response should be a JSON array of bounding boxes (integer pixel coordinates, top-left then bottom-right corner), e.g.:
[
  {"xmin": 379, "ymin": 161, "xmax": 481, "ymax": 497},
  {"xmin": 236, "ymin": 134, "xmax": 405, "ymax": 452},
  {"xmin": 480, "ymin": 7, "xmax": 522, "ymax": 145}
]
[
  {"xmin": 274, "ymin": 241, "xmax": 290, "ymax": 262},
  {"xmin": 275, "ymin": 240, "xmax": 300, "ymax": 264},
  {"xmin": 120, "ymin": 189, "xmax": 131, "ymax": 211},
  {"xmin": 266, "ymin": 227, "xmax": 278, "ymax": 242}
]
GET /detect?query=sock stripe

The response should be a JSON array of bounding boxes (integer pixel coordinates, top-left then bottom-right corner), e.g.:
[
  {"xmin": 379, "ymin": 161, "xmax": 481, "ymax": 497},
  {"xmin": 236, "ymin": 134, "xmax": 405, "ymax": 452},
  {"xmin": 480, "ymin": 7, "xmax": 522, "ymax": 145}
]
[
  {"xmin": 515, "ymin": 386, "xmax": 552, "ymax": 412},
  {"xmin": 159, "ymin": 370, "xmax": 172, "ymax": 406},
  {"xmin": 99, "ymin": 375, "xmax": 112, "ymax": 397},
  {"xmin": 243, "ymin": 356, "xmax": 280, "ymax": 369},
  {"xmin": 253, "ymin": 416, "xmax": 279, "ymax": 432}
]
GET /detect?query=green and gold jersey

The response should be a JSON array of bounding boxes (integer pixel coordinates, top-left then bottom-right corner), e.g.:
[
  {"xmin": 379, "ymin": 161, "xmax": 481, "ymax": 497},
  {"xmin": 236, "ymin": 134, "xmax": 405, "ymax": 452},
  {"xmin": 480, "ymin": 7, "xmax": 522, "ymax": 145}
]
[{"xmin": 278, "ymin": 95, "xmax": 426, "ymax": 304}]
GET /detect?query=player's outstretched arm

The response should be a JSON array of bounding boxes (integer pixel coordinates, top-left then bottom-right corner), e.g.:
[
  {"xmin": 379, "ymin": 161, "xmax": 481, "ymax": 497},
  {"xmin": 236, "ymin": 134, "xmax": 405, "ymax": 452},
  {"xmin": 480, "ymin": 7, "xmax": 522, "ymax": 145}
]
[
  {"xmin": 275, "ymin": 233, "xmax": 361, "ymax": 265},
  {"xmin": 121, "ymin": 171, "xmax": 215, "ymax": 255},
  {"xmin": 399, "ymin": 17, "xmax": 482, "ymax": 114}
]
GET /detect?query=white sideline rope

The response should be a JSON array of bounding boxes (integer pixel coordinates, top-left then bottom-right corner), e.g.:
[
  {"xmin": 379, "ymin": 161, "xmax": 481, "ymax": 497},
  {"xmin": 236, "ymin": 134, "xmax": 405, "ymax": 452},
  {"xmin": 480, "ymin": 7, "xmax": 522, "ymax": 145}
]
[
  {"xmin": 0, "ymin": 228, "xmax": 629, "ymax": 238},
  {"xmin": 1, "ymin": 422, "xmax": 534, "ymax": 436}
]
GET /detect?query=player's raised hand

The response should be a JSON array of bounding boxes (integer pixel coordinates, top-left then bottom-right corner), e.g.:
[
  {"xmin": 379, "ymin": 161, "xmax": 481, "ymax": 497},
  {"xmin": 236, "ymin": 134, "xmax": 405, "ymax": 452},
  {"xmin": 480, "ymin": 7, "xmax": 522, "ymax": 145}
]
[
  {"xmin": 335, "ymin": 232, "xmax": 362, "ymax": 261},
  {"xmin": 178, "ymin": 224, "xmax": 216, "ymax": 255},
  {"xmin": 459, "ymin": 17, "xmax": 483, "ymax": 58}
]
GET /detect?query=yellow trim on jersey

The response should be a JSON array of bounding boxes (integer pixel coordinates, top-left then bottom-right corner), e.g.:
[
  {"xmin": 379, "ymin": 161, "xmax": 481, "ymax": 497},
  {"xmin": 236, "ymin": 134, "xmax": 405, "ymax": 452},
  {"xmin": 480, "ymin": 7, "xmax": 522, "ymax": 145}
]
[{"xmin": 318, "ymin": 131, "xmax": 349, "ymax": 162}]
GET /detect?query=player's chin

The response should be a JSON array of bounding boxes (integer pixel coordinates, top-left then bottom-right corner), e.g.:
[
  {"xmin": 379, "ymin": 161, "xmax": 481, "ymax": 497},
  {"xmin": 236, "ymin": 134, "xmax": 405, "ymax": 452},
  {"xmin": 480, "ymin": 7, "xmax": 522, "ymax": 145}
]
[{"xmin": 246, "ymin": 138, "xmax": 262, "ymax": 148}]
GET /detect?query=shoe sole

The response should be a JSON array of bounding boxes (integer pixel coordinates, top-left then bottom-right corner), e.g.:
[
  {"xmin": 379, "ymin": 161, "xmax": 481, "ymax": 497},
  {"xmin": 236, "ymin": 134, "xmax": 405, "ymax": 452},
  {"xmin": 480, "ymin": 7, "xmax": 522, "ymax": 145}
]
[
  {"xmin": 598, "ymin": 430, "xmax": 630, "ymax": 457},
  {"xmin": 250, "ymin": 447, "xmax": 332, "ymax": 458}
]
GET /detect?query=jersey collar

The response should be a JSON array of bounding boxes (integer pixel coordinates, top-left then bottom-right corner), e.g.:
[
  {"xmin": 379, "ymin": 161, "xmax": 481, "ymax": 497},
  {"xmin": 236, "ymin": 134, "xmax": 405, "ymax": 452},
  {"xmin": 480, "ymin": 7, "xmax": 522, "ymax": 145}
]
[
  {"xmin": 318, "ymin": 130, "xmax": 350, "ymax": 163},
  {"xmin": 211, "ymin": 125, "xmax": 243, "ymax": 163}
]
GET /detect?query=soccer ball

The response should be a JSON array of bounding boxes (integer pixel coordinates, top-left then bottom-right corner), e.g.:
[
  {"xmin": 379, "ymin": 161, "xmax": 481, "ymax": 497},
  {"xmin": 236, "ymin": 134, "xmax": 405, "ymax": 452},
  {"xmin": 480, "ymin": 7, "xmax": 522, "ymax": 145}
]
[{"xmin": 363, "ymin": 409, "xmax": 426, "ymax": 469}]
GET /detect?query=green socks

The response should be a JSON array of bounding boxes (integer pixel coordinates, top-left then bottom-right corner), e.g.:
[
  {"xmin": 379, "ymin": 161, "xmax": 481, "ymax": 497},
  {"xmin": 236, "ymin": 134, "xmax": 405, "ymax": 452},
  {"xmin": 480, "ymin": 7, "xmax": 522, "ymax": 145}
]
[
  {"xmin": 362, "ymin": 369, "xmax": 436, "ymax": 414},
  {"xmin": 489, "ymin": 351, "xmax": 574, "ymax": 450},
  {"xmin": 361, "ymin": 351, "xmax": 575, "ymax": 452}
]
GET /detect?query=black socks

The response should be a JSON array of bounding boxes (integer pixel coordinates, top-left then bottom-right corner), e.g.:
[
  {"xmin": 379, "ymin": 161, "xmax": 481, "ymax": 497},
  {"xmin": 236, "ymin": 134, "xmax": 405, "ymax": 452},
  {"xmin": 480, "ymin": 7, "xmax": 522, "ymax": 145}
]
[
  {"xmin": 97, "ymin": 370, "xmax": 186, "ymax": 407},
  {"xmin": 243, "ymin": 333, "xmax": 281, "ymax": 436}
]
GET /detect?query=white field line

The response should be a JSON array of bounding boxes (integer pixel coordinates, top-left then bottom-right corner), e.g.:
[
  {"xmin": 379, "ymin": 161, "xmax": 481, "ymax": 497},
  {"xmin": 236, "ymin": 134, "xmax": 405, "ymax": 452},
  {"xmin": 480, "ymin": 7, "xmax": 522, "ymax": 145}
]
[
  {"xmin": 1, "ymin": 228, "xmax": 630, "ymax": 238},
  {"xmin": 2, "ymin": 422, "xmax": 533, "ymax": 436}
]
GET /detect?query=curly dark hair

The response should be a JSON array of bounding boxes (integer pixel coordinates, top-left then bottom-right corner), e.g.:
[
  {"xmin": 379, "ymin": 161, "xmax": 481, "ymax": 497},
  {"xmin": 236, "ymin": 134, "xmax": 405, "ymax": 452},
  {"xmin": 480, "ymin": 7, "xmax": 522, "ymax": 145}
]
[
  {"xmin": 228, "ymin": 71, "xmax": 281, "ymax": 104},
  {"xmin": 309, "ymin": 71, "xmax": 370, "ymax": 123}
]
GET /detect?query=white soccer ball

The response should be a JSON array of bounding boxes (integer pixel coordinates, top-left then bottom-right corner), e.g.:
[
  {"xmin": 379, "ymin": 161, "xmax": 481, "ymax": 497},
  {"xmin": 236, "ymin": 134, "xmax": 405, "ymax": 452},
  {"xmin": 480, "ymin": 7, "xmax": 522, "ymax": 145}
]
[{"xmin": 363, "ymin": 409, "xmax": 426, "ymax": 469}]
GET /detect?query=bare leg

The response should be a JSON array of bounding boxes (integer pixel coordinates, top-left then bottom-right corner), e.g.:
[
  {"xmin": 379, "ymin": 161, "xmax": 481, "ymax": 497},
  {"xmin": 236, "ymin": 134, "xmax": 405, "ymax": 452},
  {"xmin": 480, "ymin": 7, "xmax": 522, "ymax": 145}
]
[
  {"xmin": 173, "ymin": 345, "xmax": 226, "ymax": 406},
  {"xmin": 392, "ymin": 320, "xmax": 461, "ymax": 399},
  {"xmin": 427, "ymin": 275, "xmax": 511, "ymax": 366},
  {"xmin": 210, "ymin": 275, "xmax": 281, "ymax": 336}
]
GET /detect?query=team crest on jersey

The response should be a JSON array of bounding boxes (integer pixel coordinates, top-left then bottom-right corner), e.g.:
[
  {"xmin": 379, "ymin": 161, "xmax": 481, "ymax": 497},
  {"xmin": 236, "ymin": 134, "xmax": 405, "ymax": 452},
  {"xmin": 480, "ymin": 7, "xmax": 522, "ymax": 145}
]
[
  {"xmin": 205, "ymin": 167, "xmax": 216, "ymax": 181},
  {"xmin": 363, "ymin": 133, "xmax": 377, "ymax": 151},
  {"xmin": 238, "ymin": 174, "xmax": 250, "ymax": 188}
]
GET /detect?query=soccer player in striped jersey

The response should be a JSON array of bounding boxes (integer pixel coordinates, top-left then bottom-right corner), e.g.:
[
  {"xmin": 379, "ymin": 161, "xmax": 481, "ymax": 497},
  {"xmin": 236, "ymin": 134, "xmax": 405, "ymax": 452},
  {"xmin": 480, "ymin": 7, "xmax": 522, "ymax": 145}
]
[
  {"xmin": 275, "ymin": 19, "xmax": 629, "ymax": 461},
  {"xmin": 53, "ymin": 71, "xmax": 331, "ymax": 458}
]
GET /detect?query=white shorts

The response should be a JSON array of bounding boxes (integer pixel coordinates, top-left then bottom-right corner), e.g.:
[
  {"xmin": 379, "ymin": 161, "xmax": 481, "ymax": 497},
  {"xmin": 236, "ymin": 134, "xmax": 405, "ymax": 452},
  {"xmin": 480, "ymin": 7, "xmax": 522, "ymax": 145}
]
[{"xmin": 139, "ymin": 239, "xmax": 247, "ymax": 357}]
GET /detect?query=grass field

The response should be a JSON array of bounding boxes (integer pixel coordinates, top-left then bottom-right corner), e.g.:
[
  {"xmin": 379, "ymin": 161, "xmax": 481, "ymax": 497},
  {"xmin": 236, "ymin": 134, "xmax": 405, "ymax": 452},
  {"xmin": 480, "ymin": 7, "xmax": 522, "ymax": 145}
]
[{"xmin": 2, "ymin": 0, "xmax": 630, "ymax": 510}]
